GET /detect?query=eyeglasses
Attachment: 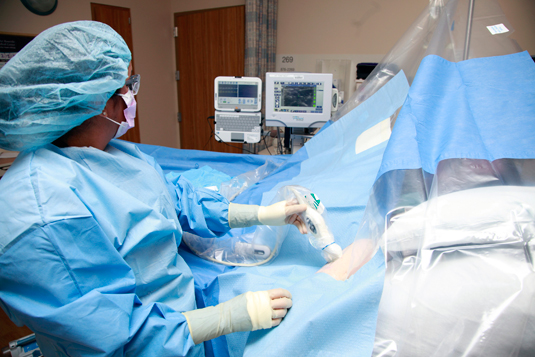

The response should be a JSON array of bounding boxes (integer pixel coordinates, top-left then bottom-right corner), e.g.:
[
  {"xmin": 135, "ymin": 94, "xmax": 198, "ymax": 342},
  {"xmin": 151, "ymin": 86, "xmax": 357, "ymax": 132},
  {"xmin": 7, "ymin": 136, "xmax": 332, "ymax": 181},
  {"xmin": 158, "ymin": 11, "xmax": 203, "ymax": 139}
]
[{"xmin": 125, "ymin": 74, "xmax": 140, "ymax": 95}]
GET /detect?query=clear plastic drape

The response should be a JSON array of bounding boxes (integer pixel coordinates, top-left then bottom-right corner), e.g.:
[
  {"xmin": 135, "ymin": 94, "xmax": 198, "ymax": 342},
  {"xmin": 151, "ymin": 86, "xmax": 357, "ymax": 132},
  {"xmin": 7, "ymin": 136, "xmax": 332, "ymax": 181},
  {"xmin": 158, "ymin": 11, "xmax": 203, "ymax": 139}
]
[
  {"xmin": 182, "ymin": 161, "xmax": 287, "ymax": 267},
  {"xmin": 329, "ymin": 0, "xmax": 535, "ymax": 355},
  {"xmin": 372, "ymin": 159, "xmax": 535, "ymax": 356},
  {"xmin": 183, "ymin": 183, "xmax": 339, "ymax": 267}
]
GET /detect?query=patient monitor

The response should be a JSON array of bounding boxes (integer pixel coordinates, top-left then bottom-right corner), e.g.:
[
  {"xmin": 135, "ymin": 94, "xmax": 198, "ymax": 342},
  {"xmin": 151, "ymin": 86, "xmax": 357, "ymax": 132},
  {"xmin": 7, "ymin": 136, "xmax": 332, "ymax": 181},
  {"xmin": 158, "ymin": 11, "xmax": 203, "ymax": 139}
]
[
  {"xmin": 214, "ymin": 76, "xmax": 262, "ymax": 112},
  {"xmin": 213, "ymin": 76, "xmax": 263, "ymax": 144},
  {"xmin": 265, "ymin": 72, "xmax": 333, "ymax": 128}
]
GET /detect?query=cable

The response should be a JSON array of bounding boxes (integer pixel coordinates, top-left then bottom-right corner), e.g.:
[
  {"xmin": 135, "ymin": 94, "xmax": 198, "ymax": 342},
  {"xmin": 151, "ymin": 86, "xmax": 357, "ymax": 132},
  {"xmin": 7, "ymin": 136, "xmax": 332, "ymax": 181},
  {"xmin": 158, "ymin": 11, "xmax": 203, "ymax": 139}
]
[
  {"xmin": 262, "ymin": 131, "xmax": 272, "ymax": 155},
  {"xmin": 203, "ymin": 116, "xmax": 215, "ymax": 150},
  {"xmin": 206, "ymin": 116, "xmax": 257, "ymax": 154},
  {"xmin": 277, "ymin": 129, "xmax": 283, "ymax": 155},
  {"xmin": 183, "ymin": 237, "xmax": 278, "ymax": 267}
]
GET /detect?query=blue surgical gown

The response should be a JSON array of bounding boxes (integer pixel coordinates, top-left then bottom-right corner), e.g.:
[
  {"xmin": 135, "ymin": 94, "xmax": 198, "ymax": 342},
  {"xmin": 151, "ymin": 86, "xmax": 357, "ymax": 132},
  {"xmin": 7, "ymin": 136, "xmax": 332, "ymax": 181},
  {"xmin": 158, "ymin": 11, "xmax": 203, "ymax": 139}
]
[{"xmin": 0, "ymin": 140, "xmax": 231, "ymax": 356}]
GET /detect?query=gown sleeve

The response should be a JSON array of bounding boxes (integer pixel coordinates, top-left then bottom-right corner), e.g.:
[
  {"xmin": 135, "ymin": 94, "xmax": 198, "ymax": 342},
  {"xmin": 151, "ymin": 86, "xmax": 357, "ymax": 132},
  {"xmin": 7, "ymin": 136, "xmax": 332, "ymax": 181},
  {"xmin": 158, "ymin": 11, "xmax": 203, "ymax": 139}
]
[
  {"xmin": 0, "ymin": 218, "xmax": 198, "ymax": 357},
  {"xmin": 138, "ymin": 149, "xmax": 232, "ymax": 239},
  {"xmin": 165, "ymin": 173, "xmax": 232, "ymax": 238}
]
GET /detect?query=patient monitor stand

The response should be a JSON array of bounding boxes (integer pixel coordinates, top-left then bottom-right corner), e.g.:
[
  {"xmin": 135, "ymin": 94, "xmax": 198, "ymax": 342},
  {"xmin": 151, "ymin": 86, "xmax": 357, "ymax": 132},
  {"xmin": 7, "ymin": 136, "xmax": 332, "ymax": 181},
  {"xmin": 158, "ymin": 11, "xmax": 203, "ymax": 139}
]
[
  {"xmin": 284, "ymin": 128, "xmax": 315, "ymax": 154},
  {"xmin": 281, "ymin": 87, "xmax": 339, "ymax": 154}
]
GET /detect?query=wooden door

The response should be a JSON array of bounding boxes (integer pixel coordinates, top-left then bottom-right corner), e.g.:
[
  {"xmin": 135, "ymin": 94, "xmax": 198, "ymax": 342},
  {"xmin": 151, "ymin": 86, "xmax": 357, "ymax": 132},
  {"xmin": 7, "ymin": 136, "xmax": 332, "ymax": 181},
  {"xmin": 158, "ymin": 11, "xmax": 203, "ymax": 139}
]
[
  {"xmin": 91, "ymin": 3, "xmax": 141, "ymax": 144},
  {"xmin": 175, "ymin": 6, "xmax": 245, "ymax": 153},
  {"xmin": 0, "ymin": 309, "xmax": 32, "ymax": 350}
]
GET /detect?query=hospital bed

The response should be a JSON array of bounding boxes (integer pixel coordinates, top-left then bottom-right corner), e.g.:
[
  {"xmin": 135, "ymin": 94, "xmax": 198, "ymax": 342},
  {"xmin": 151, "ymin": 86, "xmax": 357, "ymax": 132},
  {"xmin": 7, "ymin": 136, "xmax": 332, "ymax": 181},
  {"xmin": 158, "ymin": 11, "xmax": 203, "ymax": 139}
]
[
  {"xmin": 374, "ymin": 177, "xmax": 535, "ymax": 356},
  {"xmin": 140, "ymin": 0, "xmax": 534, "ymax": 356}
]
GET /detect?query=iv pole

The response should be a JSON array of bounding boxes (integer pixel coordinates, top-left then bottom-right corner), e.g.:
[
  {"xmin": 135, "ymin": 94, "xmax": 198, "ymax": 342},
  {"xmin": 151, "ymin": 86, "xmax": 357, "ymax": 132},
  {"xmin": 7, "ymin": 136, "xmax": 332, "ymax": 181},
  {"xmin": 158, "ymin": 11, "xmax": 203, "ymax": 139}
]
[{"xmin": 463, "ymin": 0, "xmax": 475, "ymax": 60}]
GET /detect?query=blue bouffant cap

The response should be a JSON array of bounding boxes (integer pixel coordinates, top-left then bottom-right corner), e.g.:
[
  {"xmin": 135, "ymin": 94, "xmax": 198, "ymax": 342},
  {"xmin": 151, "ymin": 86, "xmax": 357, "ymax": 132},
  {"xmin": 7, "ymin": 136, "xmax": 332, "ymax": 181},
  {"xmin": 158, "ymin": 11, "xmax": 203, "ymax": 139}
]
[{"xmin": 0, "ymin": 21, "xmax": 131, "ymax": 151}]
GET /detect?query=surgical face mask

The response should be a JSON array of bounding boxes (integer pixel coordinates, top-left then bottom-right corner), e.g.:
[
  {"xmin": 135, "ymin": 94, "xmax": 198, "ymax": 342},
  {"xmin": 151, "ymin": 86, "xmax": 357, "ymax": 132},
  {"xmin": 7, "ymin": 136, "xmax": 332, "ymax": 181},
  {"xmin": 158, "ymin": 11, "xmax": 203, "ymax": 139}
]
[
  {"xmin": 101, "ymin": 89, "xmax": 137, "ymax": 138},
  {"xmin": 117, "ymin": 90, "xmax": 137, "ymax": 128}
]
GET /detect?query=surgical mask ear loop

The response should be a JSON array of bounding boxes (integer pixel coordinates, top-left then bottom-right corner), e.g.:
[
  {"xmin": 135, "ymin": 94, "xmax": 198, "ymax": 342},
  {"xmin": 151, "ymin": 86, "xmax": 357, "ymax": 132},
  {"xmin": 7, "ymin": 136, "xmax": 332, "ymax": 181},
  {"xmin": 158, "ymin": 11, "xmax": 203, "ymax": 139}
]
[{"xmin": 100, "ymin": 113, "xmax": 130, "ymax": 139}]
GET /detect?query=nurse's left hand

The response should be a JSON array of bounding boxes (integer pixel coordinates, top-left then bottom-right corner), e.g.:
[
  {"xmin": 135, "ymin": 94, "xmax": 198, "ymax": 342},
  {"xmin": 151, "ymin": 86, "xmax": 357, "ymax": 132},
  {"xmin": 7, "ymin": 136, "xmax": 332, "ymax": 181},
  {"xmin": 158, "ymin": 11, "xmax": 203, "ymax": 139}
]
[{"xmin": 182, "ymin": 288, "xmax": 293, "ymax": 345}]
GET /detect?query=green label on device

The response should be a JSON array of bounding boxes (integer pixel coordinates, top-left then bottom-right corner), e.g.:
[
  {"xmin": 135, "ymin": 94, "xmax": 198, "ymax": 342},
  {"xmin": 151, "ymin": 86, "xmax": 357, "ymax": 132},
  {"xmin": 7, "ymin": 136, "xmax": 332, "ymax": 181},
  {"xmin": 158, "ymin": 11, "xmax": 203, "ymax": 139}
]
[{"xmin": 308, "ymin": 193, "xmax": 320, "ymax": 210}]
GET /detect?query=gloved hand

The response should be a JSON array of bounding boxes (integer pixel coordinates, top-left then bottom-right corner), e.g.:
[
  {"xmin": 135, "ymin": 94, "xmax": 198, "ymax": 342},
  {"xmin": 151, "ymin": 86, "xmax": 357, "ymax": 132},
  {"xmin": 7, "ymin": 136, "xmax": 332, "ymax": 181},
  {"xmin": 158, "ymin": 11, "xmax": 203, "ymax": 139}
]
[
  {"xmin": 229, "ymin": 201, "xmax": 308, "ymax": 233},
  {"xmin": 182, "ymin": 288, "xmax": 292, "ymax": 344}
]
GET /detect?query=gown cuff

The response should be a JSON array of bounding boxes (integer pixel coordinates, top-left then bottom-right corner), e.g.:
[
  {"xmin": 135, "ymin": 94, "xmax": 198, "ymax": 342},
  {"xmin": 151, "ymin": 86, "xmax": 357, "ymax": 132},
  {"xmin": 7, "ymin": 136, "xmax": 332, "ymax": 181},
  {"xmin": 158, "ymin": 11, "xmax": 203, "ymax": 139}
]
[{"xmin": 228, "ymin": 203, "xmax": 261, "ymax": 228}]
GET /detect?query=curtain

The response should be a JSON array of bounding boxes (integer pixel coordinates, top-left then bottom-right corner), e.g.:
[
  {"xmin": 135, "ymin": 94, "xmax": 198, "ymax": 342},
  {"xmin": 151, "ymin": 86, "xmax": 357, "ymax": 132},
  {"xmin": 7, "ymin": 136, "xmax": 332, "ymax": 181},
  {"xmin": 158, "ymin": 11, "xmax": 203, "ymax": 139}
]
[
  {"xmin": 244, "ymin": 0, "xmax": 278, "ymax": 154},
  {"xmin": 245, "ymin": 0, "xmax": 278, "ymax": 79}
]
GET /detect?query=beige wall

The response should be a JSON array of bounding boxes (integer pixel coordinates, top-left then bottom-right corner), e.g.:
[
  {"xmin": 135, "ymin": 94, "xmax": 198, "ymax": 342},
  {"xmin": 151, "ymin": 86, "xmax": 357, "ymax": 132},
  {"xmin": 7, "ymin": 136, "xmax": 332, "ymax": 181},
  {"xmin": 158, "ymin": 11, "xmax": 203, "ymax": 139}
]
[
  {"xmin": 498, "ymin": 0, "xmax": 535, "ymax": 54},
  {"xmin": 0, "ymin": 0, "xmax": 179, "ymax": 148},
  {"xmin": 277, "ymin": 0, "xmax": 429, "ymax": 55},
  {"xmin": 277, "ymin": 0, "xmax": 535, "ymax": 55},
  {"xmin": 277, "ymin": 0, "xmax": 535, "ymax": 72},
  {"xmin": 1, "ymin": 0, "xmax": 533, "ymax": 149}
]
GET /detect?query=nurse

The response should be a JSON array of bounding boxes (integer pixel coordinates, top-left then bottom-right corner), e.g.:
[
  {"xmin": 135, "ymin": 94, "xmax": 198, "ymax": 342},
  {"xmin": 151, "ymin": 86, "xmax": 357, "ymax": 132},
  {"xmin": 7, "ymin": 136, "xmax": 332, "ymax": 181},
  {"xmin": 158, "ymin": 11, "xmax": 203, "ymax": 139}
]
[{"xmin": 0, "ymin": 21, "xmax": 306, "ymax": 356}]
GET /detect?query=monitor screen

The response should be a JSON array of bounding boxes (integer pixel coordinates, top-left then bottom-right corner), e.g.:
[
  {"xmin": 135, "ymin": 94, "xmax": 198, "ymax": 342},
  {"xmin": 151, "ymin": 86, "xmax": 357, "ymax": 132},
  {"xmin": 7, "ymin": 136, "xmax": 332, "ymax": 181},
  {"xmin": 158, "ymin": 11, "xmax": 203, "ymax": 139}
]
[
  {"xmin": 265, "ymin": 73, "xmax": 333, "ymax": 128},
  {"xmin": 273, "ymin": 81, "xmax": 326, "ymax": 114},
  {"xmin": 214, "ymin": 77, "xmax": 262, "ymax": 112}
]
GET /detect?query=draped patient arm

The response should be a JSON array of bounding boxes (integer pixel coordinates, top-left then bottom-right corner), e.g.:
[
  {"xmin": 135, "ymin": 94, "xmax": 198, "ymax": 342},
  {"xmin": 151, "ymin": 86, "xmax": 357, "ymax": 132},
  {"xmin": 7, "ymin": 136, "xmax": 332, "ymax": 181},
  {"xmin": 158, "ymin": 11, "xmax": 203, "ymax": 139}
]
[{"xmin": 317, "ymin": 239, "xmax": 375, "ymax": 281}]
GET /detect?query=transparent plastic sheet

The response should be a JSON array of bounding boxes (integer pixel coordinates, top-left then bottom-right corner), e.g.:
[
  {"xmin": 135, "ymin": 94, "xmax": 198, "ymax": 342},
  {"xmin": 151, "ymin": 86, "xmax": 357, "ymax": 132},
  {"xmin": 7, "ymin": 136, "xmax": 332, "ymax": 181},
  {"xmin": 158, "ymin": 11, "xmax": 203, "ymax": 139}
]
[
  {"xmin": 331, "ymin": 0, "xmax": 522, "ymax": 124},
  {"xmin": 182, "ymin": 159, "xmax": 282, "ymax": 266},
  {"xmin": 333, "ymin": 0, "xmax": 528, "ymax": 282},
  {"xmin": 371, "ymin": 159, "xmax": 535, "ymax": 356},
  {"xmin": 182, "ymin": 185, "xmax": 340, "ymax": 266},
  {"xmin": 219, "ymin": 160, "xmax": 282, "ymax": 201},
  {"xmin": 329, "ymin": 1, "xmax": 533, "ymax": 353}
]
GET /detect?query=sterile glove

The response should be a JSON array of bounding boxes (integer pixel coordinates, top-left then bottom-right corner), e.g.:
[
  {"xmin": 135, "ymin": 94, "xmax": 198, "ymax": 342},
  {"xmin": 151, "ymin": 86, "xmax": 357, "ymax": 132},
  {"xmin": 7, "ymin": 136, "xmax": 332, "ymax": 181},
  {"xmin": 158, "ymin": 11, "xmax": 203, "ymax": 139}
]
[
  {"xmin": 182, "ymin": 288, "xmax": 292, "ymax": 344},
  {"xmin": 228, "ymin": 202, "xmax": 308, "ymax": 233}
]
